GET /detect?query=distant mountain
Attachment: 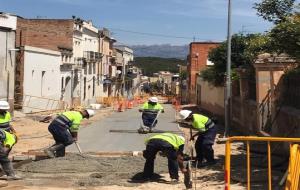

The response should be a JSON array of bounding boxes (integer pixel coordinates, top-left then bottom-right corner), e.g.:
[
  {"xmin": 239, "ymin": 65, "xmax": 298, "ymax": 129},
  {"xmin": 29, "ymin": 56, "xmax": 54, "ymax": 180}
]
[
  {"xmin": 132, "ymin": 57, "xmax": 186, "ymax": 76},
  {"xmin": 129, "ymin": 44, "xmax": 188, "ymax": 59}
]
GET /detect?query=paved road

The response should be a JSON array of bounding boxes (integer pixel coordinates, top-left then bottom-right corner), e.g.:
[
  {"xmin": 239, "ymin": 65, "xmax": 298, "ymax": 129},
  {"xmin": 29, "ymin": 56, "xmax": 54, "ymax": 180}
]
[{"xmin": 68, "ymin": 104, "xmax": 182, "ymax": 152}]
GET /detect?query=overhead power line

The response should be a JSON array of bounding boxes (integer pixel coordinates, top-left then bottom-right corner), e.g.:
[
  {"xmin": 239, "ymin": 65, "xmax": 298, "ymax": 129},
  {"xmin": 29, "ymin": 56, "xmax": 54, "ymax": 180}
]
[{"xmin": 108, "ymin": 27, "xmax": 221, "ymax": 41}]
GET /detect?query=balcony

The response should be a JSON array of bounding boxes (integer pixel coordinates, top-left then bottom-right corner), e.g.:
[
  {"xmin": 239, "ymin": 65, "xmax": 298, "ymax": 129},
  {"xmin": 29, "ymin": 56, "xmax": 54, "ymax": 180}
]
[{"xmin": 83, "ymin": 51, "xmax": 102, "ymax": 62}]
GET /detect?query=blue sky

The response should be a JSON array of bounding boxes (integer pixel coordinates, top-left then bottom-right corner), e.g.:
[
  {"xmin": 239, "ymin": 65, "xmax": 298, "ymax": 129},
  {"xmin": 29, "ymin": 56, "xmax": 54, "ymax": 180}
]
[{"xmin": 2, "ymin": 0, "xmax": 273, "ymax": 45}]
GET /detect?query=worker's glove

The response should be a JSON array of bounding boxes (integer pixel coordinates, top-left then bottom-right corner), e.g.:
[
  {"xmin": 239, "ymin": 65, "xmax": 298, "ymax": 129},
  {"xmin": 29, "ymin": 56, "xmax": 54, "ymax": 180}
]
[{"xmin": 73, "ymin": 137, "xmax": 78, "ymax": 142}]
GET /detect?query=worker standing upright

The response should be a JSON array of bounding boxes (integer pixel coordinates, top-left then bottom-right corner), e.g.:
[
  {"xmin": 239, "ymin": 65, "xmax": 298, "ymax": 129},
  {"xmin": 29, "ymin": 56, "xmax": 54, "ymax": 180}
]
[
  {"xmin": 44, "ymin": 109, "xmax": 94, "ymax": 158},
  {"xmin": 0, "ymin": 101, "xmax": 16, "ymax": 134},
  {"xmin": 179, "ymin": 110, "xmax": 217, "ymax": 168},
  {"xmin": 142, "ymin": 133, "xmax": 187, "ymax": 183},
  {"xmin": 139, "ymin": 97, "xmax": 164, "ymax": 132},
  {"xmin": 0, "ymin": 129, "xmax": 21, "ymax": 180}
]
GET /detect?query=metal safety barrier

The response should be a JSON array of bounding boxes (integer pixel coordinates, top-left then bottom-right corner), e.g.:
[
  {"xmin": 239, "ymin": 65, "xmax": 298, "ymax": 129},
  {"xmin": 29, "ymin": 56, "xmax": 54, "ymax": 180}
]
[
  {"xmin": 285, "ymin": 144, "xmax": 300, "ymax": 190},
  {"xmin": 225, "ymin": 136, "xmax": 300, "ymax": 190}
]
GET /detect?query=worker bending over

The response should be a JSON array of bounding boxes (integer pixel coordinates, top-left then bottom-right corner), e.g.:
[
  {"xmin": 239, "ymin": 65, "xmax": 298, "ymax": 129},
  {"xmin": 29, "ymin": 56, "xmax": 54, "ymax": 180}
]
[
  {"xmin": 179, "ymin": 110, "xmax": 217, "ymax": 168},
  {"xmin": 142, "ymin": 133, "xmax": 187, "ymax": 183},
  {"xmin": 0, "ymin": 129, "xmax": 21, "ymax": 180},
  {"xmin": 0, "ymin": 101, "xmax": 16, "ymax": 133},
  {"xmin": 44, "ymin": 109, "xmax": 94, "ymax": 158}
]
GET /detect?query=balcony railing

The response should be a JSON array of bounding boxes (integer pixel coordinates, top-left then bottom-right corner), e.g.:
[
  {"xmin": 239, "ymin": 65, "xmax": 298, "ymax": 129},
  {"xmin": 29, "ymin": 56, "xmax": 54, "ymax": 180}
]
[{"xmin": 83, "ymin": 51, "xmax": 102, "ymax": 62}]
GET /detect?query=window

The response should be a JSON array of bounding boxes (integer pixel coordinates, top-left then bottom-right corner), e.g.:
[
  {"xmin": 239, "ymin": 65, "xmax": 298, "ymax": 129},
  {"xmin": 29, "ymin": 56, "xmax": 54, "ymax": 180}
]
[
  {"xmin": 93, "ymin": 63, "xmax": 96, "ymax": 74},
  {"xmin": 61, "ymin": 77, "xmax": 64, "ymax": 92},
  {"xmin": 41, "ymin": 71, "xmax": 46, "ymax": 96},
  {"xmin": 92, "ymin": 77, "xmax": 95, "ymax": 97},
  {"xmin": 83, "ymin": 77, "xmax": 86, "ymax": 100}
]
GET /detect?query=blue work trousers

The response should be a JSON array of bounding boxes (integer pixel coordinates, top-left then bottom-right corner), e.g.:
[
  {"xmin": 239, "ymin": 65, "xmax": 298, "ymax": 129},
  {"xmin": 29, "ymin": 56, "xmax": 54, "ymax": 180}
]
[
  {"xmin": 143, "ymin": 139, "xmax": 179, "ymax": 180},
  {"xmin": 195, "ymin": 125, "xmax": 217, "ymax": 163}
]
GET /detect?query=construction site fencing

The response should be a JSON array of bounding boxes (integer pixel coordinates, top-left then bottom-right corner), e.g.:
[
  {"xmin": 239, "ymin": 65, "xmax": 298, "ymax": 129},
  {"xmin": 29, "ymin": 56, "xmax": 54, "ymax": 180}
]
[
  {"xmin": 96, "ymin": 95, "xmax": 149, "ymax": 112},
  {"xmin": 225, "ymin": 136, "xmax": 300, "ymax": 190},
  {"xmin": 17, "ymin": 94, "xmax": 68, "ymax": 114}
]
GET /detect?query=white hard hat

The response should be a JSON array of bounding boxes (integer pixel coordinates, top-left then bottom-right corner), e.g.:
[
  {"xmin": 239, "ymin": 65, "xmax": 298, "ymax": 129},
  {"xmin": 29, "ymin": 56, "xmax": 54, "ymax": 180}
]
[
  {"xmin": 179, "ymin": 110, "xmax": 192, "ymax": 120},
  {"xmin": 0, "ymin": 101, "xmax": 10, "ymax": 110},
  {"xmin": 85, "ymin": 109, "xmax": 95, "ymax": 118},
  {"xmin": 149, "ymin": 97, "xmax": 158, "ymax": 103},
  {"xmin": 178, "ymin": 135, "xmax": 185, "ymax": 143}
]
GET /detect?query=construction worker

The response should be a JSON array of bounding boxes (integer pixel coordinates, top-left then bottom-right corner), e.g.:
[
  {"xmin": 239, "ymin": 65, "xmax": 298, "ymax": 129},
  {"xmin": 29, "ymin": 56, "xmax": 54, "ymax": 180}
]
[
  {"xmin": 179, "ymin": 110, "xmax": 217, "ymax": 168},
  {"xmin": 44, "ymin": 109, "xmax": 95, "ymax": 158},
  {"xmin": 0, "ymin": 101, "xmax": 16, "ymax": 133},
  {"xmin": 0, "ymin": 129, "xmax": 21, "ymax": 180},
  {"xmin": 142, "ymin": 133, "xmax": 186, "ymax": 182},
  {"xmin": 139, "ymin": 97, "xmax": 164, "ymax": 132}
]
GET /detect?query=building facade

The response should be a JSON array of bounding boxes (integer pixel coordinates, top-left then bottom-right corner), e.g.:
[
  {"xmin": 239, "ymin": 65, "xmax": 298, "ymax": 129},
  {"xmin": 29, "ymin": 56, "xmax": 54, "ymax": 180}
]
[
  {"xmin": 99, "ymin": 28, "xmax": 116, "ymax": 98},
  {"xmin": 187, "ymin": 42, "xmax": 220, "ymax": 103},
  {"xmin": 15, "ymin": 18, "xmax": 76, "ymax": 110},
  {"xmin": 0, "ymin": 13, "xmax": 17, "ymax": 112}
]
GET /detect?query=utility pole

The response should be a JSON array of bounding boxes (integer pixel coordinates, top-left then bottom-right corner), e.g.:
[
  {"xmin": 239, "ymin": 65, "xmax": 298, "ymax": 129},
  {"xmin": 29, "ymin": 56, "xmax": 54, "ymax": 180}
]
[
  {"xmin": 122, "ymin": 60, "xmax": 126, "ymax": 97},
  {"xmin": 224, "ymin": 0, "xmax": 232, "ymax": 137}
]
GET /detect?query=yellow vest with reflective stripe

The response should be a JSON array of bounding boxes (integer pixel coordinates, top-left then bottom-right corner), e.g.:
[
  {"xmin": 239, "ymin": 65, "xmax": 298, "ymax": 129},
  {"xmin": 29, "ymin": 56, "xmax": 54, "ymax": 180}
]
[
  {"xmin": 192, "ymin": 114, "xmax": 209, "ymax": 132},
  {"xmin": 3, "ymin": 131, "xmax": 16, "ymax": 148},
  {"xmin": 0, "ymin": 112, "xmax": 11, "ymax": 128},
  {"xmin": 61, "ymin": 111, "xmax": 83, "ymax": 132},
  {"xmin": 146, "ymin": 133, "xmax": 184, "ymax": 150},
  {"xmin": 141, "ymin": 102, "xmax": 164, "ymax": 111}
]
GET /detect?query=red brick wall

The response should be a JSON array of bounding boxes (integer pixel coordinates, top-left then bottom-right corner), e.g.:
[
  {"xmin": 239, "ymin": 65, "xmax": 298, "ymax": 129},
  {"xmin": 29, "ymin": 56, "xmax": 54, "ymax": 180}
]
[
  {"xmin": 187, "ymin": 42, "xmax": 220, "ymax": 103},
  {"xmin": 14, "ymin": 18, "xmax": 74, "ymax": 108},
  {"xmin": 16, "ymin": 18, "xmax": 74, "ymax": 51}
]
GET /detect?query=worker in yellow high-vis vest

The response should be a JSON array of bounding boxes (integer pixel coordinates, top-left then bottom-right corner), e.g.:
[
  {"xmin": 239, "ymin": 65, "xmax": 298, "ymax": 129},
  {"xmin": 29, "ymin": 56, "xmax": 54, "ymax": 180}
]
[
  {"xmin": 44, "ymin": 109, "xmax": 95, "ymax": 158},
  {"xmin": 0, "ymin": 101, "xmax": 16, "ymax": 133},
  {"xmin": 142, "ymin": 133, "xmax": 186, "ymax": 183},
  {"xmin": 179, "ymin": 110, "xmax": 217, "ymax": 168},
  {"xmin": 0, "ymin": 129, "xmax": 21, "ymax": 180}
]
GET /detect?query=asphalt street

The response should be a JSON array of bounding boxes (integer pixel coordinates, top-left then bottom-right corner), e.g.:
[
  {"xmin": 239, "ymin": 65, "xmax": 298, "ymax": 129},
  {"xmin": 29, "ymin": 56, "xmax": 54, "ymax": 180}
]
[{"xmin": 68, "ymin": 104, "xmax": 181, "ymax": 152}]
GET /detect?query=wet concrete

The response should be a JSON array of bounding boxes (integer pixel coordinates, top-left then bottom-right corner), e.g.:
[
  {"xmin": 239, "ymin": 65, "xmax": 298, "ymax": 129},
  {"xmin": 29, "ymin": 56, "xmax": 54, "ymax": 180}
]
[
  {"xmin": 18, "ymin": 154, "xmax": 169, "ymax": 187},
  {"xmin": 68, "ymin": 104, "xmax": 181, "ymax": 152}
]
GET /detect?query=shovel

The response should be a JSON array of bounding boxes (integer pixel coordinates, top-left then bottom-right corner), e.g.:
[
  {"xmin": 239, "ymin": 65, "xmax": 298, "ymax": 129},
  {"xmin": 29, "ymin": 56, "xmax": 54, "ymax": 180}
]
[{"xmin": 74, "ymin": 141, "xmax": 83, "ymax": 154}]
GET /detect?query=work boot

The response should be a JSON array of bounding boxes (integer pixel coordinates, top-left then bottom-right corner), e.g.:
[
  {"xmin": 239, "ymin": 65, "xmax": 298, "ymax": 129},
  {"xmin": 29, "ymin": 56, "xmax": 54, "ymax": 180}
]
[
  {"xmin": 0, "ymin": 162, "xmax": 21, "ymax": 180},
  {"xmin": 195, "ymin": 160, "xmax": 217, "ymax": 168},
  {"xmin": 44, "ymin": 148, "xmax": 55, "ymax": 158},
  {"xmin": 44, "ymin": 144, "xmax": 65, "ymax": 158},
  {"xmin": 170, "ymin": 178, "xmax": 179, "ymax": 184},
  {"xmin": 0, "ymin": 174, "xmax": 22, "ymax": 181}
]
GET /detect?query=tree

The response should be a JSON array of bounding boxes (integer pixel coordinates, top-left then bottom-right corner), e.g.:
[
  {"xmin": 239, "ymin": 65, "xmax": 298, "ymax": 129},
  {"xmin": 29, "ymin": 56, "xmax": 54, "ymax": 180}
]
[
  {"xmin": 254, "ymin": 0, "xmax": 296, "ymax": 24},
  {"xmin": 269, "ymin": 14, "xmax": 300, "ymax": 60},
  {"xmin": 254, "ymin": 0, "xmax": 300, "ymax": 61},
  {"xmin": 201, "ymin": 34, "xmax": 270, "ymax": 86}
]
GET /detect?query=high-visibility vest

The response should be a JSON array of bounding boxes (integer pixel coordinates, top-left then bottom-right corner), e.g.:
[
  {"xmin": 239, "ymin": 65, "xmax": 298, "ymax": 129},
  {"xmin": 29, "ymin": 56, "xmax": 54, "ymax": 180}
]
[
  {"xmin": 192, "ymin": 114, "xmax": 211, "ymax": 132},
  {"xmin": 141, "ymin": 102, "xmax": 164, "ymax": 111},
  {"xmin": 0, "ymin": 112, "xmax": 11, "ymax": 129},
  {"xmin": 61, "ymin": 111, "xmax": 83, "ymax": 132},
  {"xmin": 3, "ymin": 130, "xmax": 16, "ymax": 148},
  {"xmin": 146, "ymin": 133, "xmax": 184, "ymax": 150}
]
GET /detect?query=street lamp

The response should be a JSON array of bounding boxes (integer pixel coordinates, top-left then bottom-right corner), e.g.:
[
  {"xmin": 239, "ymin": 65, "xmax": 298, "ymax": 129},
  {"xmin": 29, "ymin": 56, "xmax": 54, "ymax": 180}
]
[{"xmin": 224, "ymin": 0, "xmax": 232, "ymax": 137}]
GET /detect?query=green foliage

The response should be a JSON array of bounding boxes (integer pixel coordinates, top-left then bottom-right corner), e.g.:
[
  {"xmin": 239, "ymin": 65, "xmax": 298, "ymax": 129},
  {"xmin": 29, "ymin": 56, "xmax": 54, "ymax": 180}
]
[
  {"xmin": 254, "ymin": 0, "xmax": 296, "ymax": 24},
  {"xmin": 132, "ymin": 57, "xmax": 185, "ymax": 76},
  {"xmin": 179, "ymin": 70, "xmax": 187, "ymax": 79},
  {"xmin": 201, "ymin": 33, "xmax": 269, "ymax": 86},
  {"xmin": 269, "ymin": 14, "xmax": 300, "ymax": 60},
  {"xmin": 284, "ymin": 66, "xmax": 300, "ymax": 77},
  {"xmin": 254, "ymin": 0, "xmax": 300, "ymax": 61}
]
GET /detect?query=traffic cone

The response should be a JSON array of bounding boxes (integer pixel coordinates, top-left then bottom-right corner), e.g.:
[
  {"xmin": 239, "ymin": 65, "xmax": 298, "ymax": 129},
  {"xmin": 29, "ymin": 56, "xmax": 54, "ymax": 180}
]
[{"xmin": 118, "ymin": 101, "xmax": 124, "ymax": 112}]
